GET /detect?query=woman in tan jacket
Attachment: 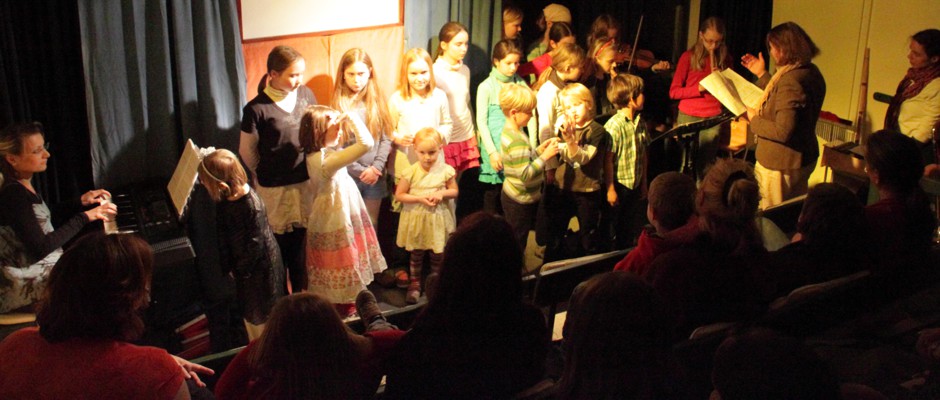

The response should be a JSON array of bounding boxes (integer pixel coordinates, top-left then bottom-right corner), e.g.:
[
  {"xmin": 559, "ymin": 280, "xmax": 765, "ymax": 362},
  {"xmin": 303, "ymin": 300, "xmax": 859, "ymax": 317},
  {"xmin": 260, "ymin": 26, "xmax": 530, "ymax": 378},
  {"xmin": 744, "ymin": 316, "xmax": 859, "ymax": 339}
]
[{"xmin": 741, "ymin": 22, "xmax": 826, "ymax": 209}]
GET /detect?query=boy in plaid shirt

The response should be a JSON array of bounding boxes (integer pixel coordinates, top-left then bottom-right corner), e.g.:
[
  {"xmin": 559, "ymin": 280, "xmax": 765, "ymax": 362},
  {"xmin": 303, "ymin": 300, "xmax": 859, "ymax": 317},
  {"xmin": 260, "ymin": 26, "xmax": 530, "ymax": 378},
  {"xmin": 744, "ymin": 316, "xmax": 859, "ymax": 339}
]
[{"xmin": 604, "ymin": 74, "xmax": 648, "ymax": 249}]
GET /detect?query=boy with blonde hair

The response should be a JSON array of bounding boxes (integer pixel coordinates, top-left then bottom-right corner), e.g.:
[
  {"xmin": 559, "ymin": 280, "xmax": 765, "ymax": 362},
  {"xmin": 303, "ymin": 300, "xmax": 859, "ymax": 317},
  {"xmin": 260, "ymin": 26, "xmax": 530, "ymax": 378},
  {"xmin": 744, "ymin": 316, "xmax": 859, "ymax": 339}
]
[
  {"xmin": 499, "ymin": 84, "xmax": 559, "ymax": 250},
  {"xmin": 537, "ymin": 83, "xmax": 611, "ymax": 261}
]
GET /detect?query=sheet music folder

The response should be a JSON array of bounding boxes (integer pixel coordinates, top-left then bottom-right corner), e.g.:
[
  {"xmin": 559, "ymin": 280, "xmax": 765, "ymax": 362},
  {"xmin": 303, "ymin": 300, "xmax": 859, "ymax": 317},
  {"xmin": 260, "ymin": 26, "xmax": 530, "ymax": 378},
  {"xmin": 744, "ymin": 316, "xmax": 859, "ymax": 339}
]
[{"xmin": 166, "ymin": 139, "xmax": 201, "ymax": 221}]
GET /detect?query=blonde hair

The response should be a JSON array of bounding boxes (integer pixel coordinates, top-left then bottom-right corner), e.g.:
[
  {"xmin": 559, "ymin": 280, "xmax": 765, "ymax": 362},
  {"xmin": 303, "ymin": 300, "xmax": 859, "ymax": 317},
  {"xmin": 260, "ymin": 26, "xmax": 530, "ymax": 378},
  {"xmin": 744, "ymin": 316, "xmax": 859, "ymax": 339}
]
[
  {"xmin": 533, "ymin": 42, "xmax": 585, "ymax": 90},
  {"xmin": 0, "ymin": 122, "xmax": 44, "ymax": 182},
  {"xmin": 398, "ymin": 48, "xmax": 436, "ymax": 100},
  {"xmin": 502, "ymin": 6, "xmax": 523, "ymax": 25},
  {"xmin": 413, "ymin": 127, "xmax": 444, "ymax": 148},
  {"xmin": 697, "ymin": 158, "xmax": 762, "ymax": 252},
  {"xmin": 606, "ymin": 74, "xmax": 644, "ymax": 109},
  {"xmin": 590, "ymin": 37, "xmax": 617, "ymax": 63},
  {"xmin": 559, "ymin": 82, "xmax": 595, "ymax": 118},
  {"xmin": 691, "ymin": 17, "xmax": 729, "ymax": 71},
  {"xmin": 331, "ymin": 48, "xmax": 392, "ymax": 141},
  {"xmin": 199, "ymin": 149, "xmax": 249, "ymax": 202},
  {"xmin": 499, "ymin": 84, "xmax": 537, "ymax": 115}
]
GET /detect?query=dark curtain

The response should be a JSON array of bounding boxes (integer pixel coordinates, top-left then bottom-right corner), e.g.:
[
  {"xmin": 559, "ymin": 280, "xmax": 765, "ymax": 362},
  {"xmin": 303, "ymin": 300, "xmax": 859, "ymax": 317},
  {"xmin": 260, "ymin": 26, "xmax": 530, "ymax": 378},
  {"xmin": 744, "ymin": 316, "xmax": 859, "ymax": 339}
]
[
  {"xmin": 699, "ymin": 0, "xmax": 774, "ymax": 78},
  {"xmin": 0, "ymin": 1, "xmax": 92, "ymax": 204},
  {"xmin": 78, "ymin": 0, "xmax": 245, "ymax": 188}
]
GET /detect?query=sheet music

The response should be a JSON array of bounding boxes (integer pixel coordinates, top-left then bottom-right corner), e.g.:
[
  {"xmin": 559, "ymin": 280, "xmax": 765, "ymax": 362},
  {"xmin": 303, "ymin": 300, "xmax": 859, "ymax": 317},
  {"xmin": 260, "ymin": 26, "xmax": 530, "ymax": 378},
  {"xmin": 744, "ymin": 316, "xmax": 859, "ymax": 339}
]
[
  {"xmin": 166, "ymin": 139, "xmax": 201, "ymax": 221},
  {"xmin": 700, "ymin": 69, "xmax": 763, "ymax": 116}
]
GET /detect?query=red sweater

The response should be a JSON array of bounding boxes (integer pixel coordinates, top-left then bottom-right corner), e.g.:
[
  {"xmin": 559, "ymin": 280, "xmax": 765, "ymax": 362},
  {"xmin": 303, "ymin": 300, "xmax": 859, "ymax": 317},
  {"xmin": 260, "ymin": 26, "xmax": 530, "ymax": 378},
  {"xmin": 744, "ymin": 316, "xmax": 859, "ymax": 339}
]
[
  {"xmin": 0, "ymin": 327, "xmax": 184, "ymax": 400},
  {"xmin": 669, "ymin": 50, "xmax": 730, "ymax": 118},
  {"xmin": 518, "ymin": 53, "xmax": 552, "ymax": 84},
  {"xmin": 614, "ymin": 216, "xmax": 700, "ymax": 278}
]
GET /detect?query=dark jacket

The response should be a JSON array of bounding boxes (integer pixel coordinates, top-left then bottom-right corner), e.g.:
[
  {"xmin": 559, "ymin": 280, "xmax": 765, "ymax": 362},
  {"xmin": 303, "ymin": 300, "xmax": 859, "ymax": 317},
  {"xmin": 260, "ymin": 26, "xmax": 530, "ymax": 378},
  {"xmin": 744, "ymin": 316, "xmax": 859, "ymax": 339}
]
[{"xmin": 751, "ymin": 63, "xmax": 826, "ymax": 170}]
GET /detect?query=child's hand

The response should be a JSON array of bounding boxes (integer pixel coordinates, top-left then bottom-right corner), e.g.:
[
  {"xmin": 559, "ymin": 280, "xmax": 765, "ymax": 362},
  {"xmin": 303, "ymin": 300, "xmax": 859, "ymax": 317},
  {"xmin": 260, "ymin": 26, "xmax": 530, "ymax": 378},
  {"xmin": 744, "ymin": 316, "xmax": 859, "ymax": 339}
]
[
  {"xmin": 360, "ymin": 166, "xmax": 382, "ymax": 185},
  {"xmin": 539, "ymin": 138, "xmax": 560, "ymax": 160},
  {"xmin": 427, "ymin": 191, "xmax": 445, "ymax": 204},
  {"xmin": 607, "ymin": 185, "xmax": 619, "ymax": 207},
  {"xmin": 394, "ymin": 134, "xmax": 414, "ymax": 147},
  {"xmin": 651, "ymin": 60, "xmax": 671, "ymax": 73},
  {"xmin": 560, "ymin": 114, "xmax": 577, "ymax": 143},
  {"xmin": 419, "ymin": 196, "xmax": 437, "ymax": 207},
  {"xmin": 489, "ymin": 153, "xmax": 503, "ymax": 172}
]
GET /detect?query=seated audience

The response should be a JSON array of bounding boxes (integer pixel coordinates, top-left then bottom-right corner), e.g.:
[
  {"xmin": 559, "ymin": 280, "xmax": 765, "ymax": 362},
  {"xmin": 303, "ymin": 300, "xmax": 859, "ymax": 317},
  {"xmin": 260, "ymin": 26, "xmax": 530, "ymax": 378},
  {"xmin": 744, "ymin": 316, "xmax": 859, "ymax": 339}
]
[
  {"xmin": 0, "ymin": 122, "xmax": 116, "ymax": 313},
  {"xmin": 711, "ymin": 328, "xmax": 842, "ymax": 400},
  {"xmin": 614, "ymin": 171, "xmax": 698, "ymax": 278},
  {"xmin": 384, "ymin": 212, "xmax": 550, "ymax": 399},
  {"xmin": 215, "ymin": 290, "xmax": 402, "ymax": 399},
  {"xmin": 647, "ymin": 158, "xmax": 770, "ymax": 337},
  {"xmin": 0, "ymin": 232, "xmax": 212, "ymax": 399},
  {"xmin": 556, "ymin": 271, "xmax": 683, "ymax": 399},
  {"xmin": 864, "ymin": 130, "xmax": 935, "ymax": 284},
  {"xmin": 765, "ymin": 183, "xmax": 872, "ymax": 297}
]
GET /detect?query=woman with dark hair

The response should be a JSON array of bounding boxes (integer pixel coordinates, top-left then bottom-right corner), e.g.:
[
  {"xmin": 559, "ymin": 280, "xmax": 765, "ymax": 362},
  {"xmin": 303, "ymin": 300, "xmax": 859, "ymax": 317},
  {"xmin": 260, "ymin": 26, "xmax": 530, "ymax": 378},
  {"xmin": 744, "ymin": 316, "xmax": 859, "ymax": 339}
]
[
  {"xmin": 864, "ymin": 130, "xmax": 935, "ymax": 280},
  {"xmin": 0, "ymin": 233, "xmax": 211, "ymax": 399},
  {"xmin": 765, "ymin": 183, "xmax": 872, "ymax": 297},
  {"xmin": 647, "ymin": 158, "xmax": 770, "ymax": 336},
  {"xmin": 885, "ymin": 29, "xmax": 940, "ymax": 155},
  {"xmin": 556, "ymin": 271, "xmax": 681, "ymax": 399},
  {"xmin": 0, "ymin": 122, "xmax": 116, "ymax": 313},
  {"xmin": 214, "ymin": 291, "xmax": 402, "ymax": 399},
  {"xmin": 741, "ymin": 22, "xmax": 826, "ymax": 209},
  {"xmin": 384, "ymin": 211, "xmax": 550, "ymax": 399}
]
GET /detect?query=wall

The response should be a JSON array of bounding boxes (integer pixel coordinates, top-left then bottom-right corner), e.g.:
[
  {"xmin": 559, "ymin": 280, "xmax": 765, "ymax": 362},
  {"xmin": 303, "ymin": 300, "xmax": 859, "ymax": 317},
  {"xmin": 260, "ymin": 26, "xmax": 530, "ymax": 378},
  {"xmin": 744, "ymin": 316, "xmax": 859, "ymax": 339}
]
[
  {"xmin": 772, "ymin": 0, "xmax": 940, "ymax": 134},
  {"xmin": 242, "ymin": 25, "xmax": 404, "ymax": 103}
]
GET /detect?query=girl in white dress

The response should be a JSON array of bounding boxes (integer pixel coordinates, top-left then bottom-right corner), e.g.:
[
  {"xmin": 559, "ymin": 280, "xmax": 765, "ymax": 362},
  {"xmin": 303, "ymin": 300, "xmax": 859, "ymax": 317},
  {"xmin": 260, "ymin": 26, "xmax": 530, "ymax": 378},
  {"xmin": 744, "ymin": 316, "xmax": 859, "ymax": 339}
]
[
  {"xmin": 300, "ymin": 106, "xmax": 386, "ymax": 317},
  {"xmin": 395, "ymin": 128, "xmax": 458, "ymax": 304}
]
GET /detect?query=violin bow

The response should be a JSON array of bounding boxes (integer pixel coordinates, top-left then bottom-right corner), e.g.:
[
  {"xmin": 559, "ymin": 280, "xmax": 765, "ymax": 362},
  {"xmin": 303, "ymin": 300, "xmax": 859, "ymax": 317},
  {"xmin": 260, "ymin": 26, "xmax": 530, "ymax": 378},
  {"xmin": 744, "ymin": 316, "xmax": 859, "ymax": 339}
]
[{"xmin": 627, "ymin": 14, "xmax": 644, "ymax": 72}]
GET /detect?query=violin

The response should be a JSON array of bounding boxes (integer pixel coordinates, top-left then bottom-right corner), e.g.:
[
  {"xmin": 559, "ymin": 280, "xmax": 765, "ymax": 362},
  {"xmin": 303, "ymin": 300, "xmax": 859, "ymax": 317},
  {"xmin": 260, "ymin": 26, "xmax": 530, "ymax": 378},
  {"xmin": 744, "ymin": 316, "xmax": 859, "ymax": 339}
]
[
  {"xmin": 613, "ymin": 45, "xmax": 671, "ymax": 72},
  {"xmin": 614, "ymin": 15, "xmax": 672, "ymax": 74}
]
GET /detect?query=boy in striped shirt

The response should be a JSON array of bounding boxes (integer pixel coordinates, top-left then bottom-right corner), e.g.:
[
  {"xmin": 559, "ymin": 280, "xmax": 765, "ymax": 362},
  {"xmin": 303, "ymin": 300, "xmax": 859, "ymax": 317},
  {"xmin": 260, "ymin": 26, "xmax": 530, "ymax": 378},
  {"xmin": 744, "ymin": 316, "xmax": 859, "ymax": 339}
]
[
  {"xmin": 604, "ymin": 74, "xmax": 648, "ymax": 249},
  {"xmin": 499, "ymin": 84, "xmax": 559, "ymax": 251}
]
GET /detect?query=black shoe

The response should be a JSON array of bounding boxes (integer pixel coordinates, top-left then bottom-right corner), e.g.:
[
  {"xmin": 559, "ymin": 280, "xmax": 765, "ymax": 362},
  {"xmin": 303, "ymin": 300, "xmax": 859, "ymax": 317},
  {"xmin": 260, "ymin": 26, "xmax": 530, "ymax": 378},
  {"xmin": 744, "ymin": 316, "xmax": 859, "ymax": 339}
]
[{"xmin": 355, "ymin": 290, "xmax": 383, "ymax": 326}]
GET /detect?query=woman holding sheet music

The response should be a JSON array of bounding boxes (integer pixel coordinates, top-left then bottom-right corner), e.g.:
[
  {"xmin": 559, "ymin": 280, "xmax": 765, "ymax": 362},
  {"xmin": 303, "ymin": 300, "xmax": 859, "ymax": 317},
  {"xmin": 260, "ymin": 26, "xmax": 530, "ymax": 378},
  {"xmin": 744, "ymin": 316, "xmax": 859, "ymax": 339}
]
[
  {"xmin": 669, "ymin": 17, "xmax": 733, "ymax": 181},
  {"xmin": 741, "ymin": 22, "xmax": 826, "ymax": 209}
]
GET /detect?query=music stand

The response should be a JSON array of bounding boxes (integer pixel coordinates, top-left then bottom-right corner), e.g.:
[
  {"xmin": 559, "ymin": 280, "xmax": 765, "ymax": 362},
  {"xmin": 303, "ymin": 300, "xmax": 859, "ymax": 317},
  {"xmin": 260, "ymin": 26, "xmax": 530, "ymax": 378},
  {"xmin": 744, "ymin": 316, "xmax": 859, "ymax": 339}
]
[{"xmin": 650, "ymin": 113, "xmax": 733, "ymax": 179}]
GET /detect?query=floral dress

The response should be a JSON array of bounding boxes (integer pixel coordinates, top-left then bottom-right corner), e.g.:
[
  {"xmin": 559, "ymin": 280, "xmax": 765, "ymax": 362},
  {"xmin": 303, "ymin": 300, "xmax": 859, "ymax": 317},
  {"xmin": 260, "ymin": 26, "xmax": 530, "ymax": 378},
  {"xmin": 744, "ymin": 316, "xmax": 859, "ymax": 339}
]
[{"xmin": 305, "ymin": 122, "xmax": 387, "ymax": 303}]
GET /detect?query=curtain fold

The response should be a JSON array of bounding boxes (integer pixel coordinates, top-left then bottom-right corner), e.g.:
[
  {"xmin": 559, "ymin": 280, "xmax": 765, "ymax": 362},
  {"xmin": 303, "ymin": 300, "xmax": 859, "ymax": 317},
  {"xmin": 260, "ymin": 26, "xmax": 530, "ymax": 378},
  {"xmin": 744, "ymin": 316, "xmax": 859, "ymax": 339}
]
[
  {"xmin": 699, "ymin": 0, "xmax": 774, "ymax": 77},
  {"xmin": 0, "ymin": 1, "xmax": 91, "ymax": 203},
  {"xmin": 78, "ymin": 0, "xmax": 245, "ymax": 187}
]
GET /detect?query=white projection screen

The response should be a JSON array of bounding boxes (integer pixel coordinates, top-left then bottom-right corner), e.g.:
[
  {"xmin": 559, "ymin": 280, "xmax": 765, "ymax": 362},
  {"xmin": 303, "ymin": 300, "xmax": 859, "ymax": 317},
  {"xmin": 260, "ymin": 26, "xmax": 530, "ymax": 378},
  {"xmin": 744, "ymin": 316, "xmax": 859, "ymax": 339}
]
[{"xmin": 240, "ymin": 0, "xmax": 402, "ymax": 40}]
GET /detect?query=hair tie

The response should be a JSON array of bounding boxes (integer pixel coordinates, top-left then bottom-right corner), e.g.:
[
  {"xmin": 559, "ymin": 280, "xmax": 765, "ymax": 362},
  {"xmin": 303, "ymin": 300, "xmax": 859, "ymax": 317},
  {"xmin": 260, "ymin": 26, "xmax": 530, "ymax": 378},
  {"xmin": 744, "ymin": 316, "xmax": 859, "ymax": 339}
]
[
  {"xmin": 199, "ymin": 159, "xmax": 224, "ymax": 184},
  {"xmin": 594, "ymin": 39, "xmax": 615, "ymax": 59},
  {"xmin": 722, "ymin": 170, "xmax": 749, "ymax": 207}
]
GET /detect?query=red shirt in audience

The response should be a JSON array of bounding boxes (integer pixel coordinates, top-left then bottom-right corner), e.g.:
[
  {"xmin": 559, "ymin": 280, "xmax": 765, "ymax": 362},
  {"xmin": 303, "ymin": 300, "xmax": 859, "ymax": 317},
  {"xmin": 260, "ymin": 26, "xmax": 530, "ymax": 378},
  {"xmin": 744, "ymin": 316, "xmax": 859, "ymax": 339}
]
[{"xmin": 0, "ymin": 327, "xmax": 184, "ymax": 400}]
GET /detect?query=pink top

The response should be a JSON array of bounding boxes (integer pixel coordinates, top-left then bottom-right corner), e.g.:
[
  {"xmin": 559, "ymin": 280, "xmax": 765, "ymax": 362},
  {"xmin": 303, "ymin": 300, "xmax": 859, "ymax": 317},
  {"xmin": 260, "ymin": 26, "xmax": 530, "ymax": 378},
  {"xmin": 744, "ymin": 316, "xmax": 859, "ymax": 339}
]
[
  {"xmin": 669, "ymin": 50, "xmax": 731, "ymax": 118},
  {"xmin": 518, "ymin": 53, "xmax": 552, "ymax": 83}
]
